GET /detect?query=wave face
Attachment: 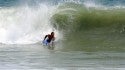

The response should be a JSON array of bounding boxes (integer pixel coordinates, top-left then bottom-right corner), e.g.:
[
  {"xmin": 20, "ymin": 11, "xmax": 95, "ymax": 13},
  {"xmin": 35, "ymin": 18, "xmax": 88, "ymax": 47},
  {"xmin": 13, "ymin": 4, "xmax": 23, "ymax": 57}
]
[
  {"xmin": 0, "ymin": 0, "xmax": 125, "ymax": 51},
  {"xmin": 51, "ymin": 0, "xmax": 125, "ymax": 51}
]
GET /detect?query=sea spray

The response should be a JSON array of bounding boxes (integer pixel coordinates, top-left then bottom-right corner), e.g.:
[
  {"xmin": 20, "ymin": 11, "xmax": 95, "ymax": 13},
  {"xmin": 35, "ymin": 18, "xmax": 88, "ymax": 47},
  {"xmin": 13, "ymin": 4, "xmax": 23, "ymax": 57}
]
[{"xmin": 0, "ymin": 4, "xmax": 56, "ymax": 44}]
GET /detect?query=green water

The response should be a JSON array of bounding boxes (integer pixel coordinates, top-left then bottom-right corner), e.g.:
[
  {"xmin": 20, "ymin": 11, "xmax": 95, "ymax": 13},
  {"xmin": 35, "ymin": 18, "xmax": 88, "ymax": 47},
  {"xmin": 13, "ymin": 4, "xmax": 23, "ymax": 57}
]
[
  {"xmin": 52, "ymin": 3, "xmax": 125, "ymax": 52},
  {"xmin": 0, "ymin": 44, "xmax": 124, "ymax": 70}
]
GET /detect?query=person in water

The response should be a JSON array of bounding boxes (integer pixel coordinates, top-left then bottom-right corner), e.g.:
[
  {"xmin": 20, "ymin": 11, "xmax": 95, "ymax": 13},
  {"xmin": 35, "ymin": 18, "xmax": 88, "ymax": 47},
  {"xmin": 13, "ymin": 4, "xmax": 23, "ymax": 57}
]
[{"xmin": 43, "ymin": 32, "xmax": 55, "ymax": 47}]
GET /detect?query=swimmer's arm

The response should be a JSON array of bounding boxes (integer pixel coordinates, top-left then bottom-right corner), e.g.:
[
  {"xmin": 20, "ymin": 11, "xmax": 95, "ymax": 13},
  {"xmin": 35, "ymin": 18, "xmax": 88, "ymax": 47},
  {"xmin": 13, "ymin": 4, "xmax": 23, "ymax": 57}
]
[{"xmin": 44, "ymin": 35, "xmax": 48, "ymax": 40}]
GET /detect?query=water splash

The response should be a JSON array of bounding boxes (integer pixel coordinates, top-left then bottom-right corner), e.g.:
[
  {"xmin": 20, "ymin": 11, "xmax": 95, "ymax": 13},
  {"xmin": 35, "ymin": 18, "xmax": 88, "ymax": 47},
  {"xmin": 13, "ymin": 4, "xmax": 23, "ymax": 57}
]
[{"xmin": 0, "ymin": 4, "xmax": 57, "ymax": 44}]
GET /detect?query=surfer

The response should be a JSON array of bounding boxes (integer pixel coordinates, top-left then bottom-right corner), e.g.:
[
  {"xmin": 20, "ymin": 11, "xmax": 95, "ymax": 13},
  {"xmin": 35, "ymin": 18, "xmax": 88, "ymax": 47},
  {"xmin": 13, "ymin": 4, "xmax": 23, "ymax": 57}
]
[{"xmin": 43, "ymin": 32, "xmax": 55, "ymax": 47}]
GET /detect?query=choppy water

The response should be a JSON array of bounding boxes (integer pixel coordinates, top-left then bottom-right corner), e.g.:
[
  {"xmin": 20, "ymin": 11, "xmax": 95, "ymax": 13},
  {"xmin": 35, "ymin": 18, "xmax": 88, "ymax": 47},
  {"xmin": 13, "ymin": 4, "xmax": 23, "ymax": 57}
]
[{"xmin": 0, "ymin": 45, "xmax": 125, "ymax": 70}]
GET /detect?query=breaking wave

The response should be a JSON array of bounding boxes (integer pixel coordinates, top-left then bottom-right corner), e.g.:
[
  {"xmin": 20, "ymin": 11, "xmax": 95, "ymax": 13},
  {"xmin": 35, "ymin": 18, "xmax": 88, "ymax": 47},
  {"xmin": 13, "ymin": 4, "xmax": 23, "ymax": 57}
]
[{"xmin": 0, "ymin": 0, "xmax": 125, "ymax": 51}]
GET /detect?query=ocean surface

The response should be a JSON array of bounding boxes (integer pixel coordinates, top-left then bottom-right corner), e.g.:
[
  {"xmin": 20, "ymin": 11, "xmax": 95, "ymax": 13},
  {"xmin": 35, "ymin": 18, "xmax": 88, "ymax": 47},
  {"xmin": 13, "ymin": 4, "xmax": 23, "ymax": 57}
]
[{"xmin": 0, "ymin": 0, "xmax": 125, "ymax": 70}]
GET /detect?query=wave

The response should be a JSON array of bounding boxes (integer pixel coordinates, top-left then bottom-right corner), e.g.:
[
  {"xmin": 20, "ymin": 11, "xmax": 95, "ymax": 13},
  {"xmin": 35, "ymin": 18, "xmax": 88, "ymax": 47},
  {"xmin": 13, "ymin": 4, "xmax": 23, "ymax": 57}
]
[
  {"xmin": 0, "ymin": 4, "xmax": 59, "ymax": 44},
  {"xmin": 0, "ymin": 0, "xmax": 125, "ymax": 51},
  {"xmin": 53, "ymin": 2, "xmax": 125, "ymax": 29},
  {"xmin": 51, "ymin": 2, "xmax": 125, "ymax": 51}
]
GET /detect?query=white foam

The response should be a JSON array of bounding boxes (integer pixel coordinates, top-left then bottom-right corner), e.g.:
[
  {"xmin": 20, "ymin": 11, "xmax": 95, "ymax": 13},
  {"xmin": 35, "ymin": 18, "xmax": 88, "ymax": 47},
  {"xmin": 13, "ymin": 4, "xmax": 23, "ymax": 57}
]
[{"xmin": 0, "ymin": 4, "xmax": 60, "ymax": 44}]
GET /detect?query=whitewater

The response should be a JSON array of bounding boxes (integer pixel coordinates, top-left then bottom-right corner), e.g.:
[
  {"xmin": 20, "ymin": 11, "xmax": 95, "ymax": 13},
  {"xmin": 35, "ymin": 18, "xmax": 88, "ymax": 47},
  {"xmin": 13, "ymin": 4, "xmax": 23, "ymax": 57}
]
[
  {"xmin": 0, "ymin": 4, "xmax": 60, "ymax": 44},
  {"xmin": 0, "ymin": 0, "xmax": 125, "ymax": 70}
]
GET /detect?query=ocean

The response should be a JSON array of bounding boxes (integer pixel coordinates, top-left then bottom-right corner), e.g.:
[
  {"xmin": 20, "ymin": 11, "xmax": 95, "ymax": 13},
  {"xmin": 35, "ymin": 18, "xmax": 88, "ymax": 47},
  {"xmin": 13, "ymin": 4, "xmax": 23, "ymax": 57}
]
[{"xmin": 0, "ymin": 0, "xmax": 125, "ymax": 70}]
